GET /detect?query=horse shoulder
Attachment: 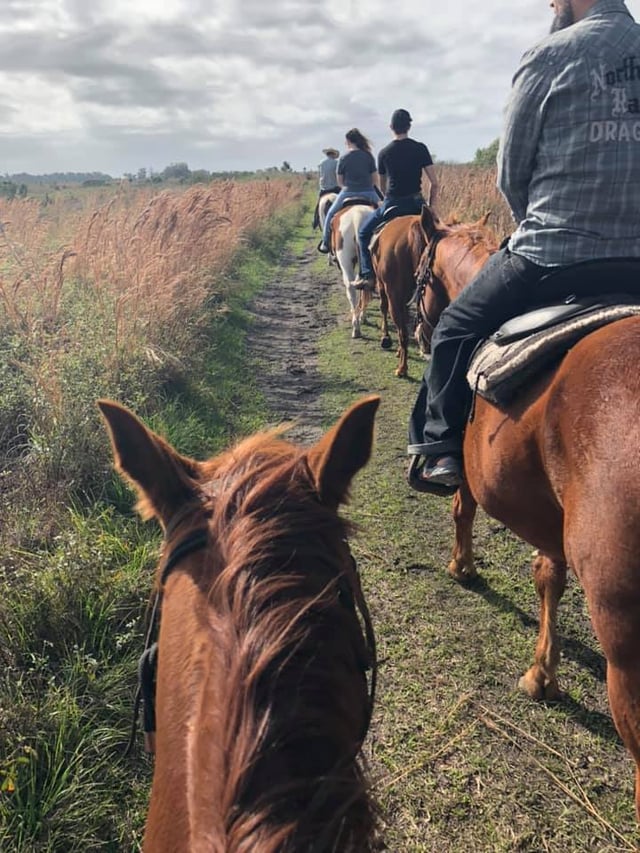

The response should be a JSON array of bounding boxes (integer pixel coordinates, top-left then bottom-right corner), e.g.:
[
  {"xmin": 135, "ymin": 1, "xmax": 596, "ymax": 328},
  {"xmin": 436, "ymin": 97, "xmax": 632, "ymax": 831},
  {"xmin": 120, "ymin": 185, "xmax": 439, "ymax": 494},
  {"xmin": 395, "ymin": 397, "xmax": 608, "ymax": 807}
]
[{"xmin": 463, "ymin": 370, "xmax": 565, "ymax": 554}]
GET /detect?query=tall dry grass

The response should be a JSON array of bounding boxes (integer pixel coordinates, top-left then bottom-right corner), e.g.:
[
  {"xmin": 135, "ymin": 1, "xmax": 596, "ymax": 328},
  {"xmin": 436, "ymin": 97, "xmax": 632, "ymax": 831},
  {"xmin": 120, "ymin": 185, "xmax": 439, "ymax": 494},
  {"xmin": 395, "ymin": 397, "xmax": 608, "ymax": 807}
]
[
  {"xmin": 0, "ymin": 178, "xmax": 303, "ymax": 350},
  {"xmin": 431, "ymin": 164, "xmax": 514, "ymax": 238},
  {"xmin": 75, "ymin": 179, "xmax": 303, "ymax": 351},
  {"xmin": 0, "ymin": 177, "xmax": 305, "ymax": 541}
]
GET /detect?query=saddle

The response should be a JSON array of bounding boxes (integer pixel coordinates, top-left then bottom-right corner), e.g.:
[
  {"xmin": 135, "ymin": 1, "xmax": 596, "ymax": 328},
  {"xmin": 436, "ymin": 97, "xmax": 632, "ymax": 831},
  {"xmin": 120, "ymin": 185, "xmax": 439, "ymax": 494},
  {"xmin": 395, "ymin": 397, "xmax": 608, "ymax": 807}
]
[
  {"xmin": 467, "ymin": 259, "xmax": 640, "ymax": 405},
  {"xmin": 341, "ymin": 197, "xmax": 377, "ymax": 210},
  {"xmin": 373, "ymin": 195, "xmax": 424, "ymax": 235}
]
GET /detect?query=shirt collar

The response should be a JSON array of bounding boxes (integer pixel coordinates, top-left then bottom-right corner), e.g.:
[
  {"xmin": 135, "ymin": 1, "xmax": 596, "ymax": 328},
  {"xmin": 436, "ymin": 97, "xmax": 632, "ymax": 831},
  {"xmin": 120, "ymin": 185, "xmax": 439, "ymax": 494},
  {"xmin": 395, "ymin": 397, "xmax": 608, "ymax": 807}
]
[{"xmin": 583, "ymin": 0, "xmax": 633, "ymax": 21}]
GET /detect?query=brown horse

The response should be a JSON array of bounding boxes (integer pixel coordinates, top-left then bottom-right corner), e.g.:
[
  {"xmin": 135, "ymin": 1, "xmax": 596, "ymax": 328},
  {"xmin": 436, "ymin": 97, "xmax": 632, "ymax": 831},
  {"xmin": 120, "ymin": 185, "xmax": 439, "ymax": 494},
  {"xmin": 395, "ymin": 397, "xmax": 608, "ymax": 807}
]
[
  {"xmin": 413, "ymin": 205, "xmax": 640, "ymax": 819},
  {"xmin": 370, "ymin": 214, "xmax": 427, "ymax": 377},
  {"xmin": 99, "ymin": 396, "xmax": 380, "ymax": 851}
]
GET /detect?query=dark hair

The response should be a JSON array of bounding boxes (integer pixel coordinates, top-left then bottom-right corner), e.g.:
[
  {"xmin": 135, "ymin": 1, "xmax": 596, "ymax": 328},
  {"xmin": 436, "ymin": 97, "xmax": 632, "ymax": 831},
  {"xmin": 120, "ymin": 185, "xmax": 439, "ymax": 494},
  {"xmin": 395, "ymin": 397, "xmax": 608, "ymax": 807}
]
[
  {"xmin": 345, "ymin": 128, "xmax": 372, "ymax": 153},
  {"xmin": 390, "ymin": 109, "xmax": 412, "ymax": 133}
]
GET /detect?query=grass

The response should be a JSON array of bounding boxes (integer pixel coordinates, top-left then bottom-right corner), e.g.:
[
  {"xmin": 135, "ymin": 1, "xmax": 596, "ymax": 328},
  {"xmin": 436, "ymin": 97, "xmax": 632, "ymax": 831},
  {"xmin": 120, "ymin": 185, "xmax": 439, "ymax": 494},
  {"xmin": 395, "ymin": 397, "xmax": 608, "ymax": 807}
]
[{"xmin": 0, "ymin": 193, "xmax": 311, "ymax": 852}]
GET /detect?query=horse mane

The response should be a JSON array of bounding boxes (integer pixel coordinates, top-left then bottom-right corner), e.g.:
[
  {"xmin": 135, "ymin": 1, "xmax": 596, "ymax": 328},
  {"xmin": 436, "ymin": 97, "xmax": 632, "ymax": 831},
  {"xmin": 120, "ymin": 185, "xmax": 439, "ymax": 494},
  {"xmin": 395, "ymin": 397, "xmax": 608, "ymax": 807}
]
[
  {"xmin": 429, "ymin": 218, "xmax": 499, "ymax": 287},
  {"xmin": 443, "ymin": 217, "xmax": 499, "ymax": 255},
  {"xmin": 182, "ymin": 431, "xmax": 376, "ymax": 851}
]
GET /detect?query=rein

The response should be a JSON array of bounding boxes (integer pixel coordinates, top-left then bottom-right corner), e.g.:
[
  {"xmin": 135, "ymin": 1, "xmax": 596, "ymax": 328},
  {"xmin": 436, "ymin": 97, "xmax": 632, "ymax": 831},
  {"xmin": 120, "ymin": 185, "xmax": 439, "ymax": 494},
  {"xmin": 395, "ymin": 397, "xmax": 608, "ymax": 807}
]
[
  {"xmin": 125, "ymin": 527, "xmax": 209, "ymax": 756},
  {"xmin": 345, "ymin": 552, "xmax": 378, "ymax": 742},
  {"xmin": 412, "ymin": 234, "xmax": 442, "ymax": 340}
]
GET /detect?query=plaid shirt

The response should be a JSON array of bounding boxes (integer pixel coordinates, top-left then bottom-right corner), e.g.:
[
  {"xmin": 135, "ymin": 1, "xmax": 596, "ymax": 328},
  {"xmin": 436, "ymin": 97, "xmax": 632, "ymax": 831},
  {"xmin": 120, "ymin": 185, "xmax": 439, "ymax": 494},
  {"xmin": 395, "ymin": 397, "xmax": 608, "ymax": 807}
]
[{"xmin": 499, "ymin": 0, "xmax": 640, "ymax": 266}]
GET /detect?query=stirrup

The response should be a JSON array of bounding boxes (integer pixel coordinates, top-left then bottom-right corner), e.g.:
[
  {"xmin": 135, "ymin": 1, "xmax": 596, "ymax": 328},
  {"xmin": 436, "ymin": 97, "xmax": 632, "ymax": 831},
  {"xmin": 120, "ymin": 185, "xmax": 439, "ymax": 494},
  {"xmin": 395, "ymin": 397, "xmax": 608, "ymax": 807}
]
[{"xmin": 406, "ymin": 454, "xmax": 461, "ymax": 497}]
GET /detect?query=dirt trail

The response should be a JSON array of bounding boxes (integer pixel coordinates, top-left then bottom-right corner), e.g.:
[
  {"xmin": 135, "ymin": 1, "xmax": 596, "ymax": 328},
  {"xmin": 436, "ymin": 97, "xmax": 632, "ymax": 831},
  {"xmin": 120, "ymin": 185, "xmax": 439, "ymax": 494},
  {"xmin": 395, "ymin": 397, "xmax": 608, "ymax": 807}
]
[
  {"xmin": 247, "ymin": 243, "xmax": 338, "ymax": 443},
  {"xmin": 245, "ymin": 230, "xmax": 640, "ymax": 852}
]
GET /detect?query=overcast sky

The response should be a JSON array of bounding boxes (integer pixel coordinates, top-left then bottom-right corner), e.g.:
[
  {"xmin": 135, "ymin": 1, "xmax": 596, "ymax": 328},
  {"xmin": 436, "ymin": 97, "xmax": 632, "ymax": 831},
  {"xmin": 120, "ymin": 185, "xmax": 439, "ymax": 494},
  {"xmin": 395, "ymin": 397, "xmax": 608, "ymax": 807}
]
[{"xmin": 2, "ymin": 0, "xmax": 640, "ymax": 177}]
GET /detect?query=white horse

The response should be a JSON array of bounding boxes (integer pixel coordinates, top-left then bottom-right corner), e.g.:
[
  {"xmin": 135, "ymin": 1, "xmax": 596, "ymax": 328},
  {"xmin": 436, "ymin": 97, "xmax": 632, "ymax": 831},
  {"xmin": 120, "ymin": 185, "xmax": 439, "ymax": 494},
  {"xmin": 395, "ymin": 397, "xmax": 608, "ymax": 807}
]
[
  {"xmin": 330, "ymin": 203, "xmax": 376, "ymax": 339},
  {"xmin": 318, "ymin": 192, "xmax": 337, "ymax": 230}
]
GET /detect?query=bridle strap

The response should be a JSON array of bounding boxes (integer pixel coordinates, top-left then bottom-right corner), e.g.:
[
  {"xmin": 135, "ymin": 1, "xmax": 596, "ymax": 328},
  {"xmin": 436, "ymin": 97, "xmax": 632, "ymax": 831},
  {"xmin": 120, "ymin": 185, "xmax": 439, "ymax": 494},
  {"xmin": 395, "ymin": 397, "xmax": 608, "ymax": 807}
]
[
  {"xmin": 125, "ymin": 527, "xmax": 209, "ymax": 756},
  {"xmin": 413, "ymin": 234, "xmax": 442, "ymax": 338},
  {"xmin": 159, "ymin": 529, "xmax": 209, "ymax": 585},
  {"xmin": 348, "ymin": 553, "xmax": 377, "ymax": 740}
]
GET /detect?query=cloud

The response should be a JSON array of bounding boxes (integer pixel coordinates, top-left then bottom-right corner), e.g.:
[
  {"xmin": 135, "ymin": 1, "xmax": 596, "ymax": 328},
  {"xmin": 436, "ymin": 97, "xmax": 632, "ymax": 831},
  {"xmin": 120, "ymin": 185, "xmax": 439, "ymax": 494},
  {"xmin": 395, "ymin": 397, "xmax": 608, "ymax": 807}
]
[{"xmin": 1, "ymin": 0, "xmax": 639, "ymax": 175}]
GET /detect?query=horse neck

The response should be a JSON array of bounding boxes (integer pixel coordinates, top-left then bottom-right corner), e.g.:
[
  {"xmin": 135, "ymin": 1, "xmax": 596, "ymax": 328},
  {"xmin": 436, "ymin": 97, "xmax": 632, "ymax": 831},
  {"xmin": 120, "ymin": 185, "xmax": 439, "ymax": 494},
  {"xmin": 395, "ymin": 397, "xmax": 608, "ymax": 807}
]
[
  {"xmin": 435, "ymin": 231, "xmax": 493, "ymax": 304},
  {"xmin": 151, "ymin": 497, "xmax": 375, "ymax": 851}
]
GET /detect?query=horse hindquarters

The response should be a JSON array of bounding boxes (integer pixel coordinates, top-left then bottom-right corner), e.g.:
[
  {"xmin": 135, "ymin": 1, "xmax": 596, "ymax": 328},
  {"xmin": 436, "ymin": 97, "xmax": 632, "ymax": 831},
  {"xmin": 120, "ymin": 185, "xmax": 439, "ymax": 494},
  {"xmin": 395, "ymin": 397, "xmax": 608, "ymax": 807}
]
[
  {"xmin": 563, "ymin": 496, "xmax": 640, "ymax": 817},
  {"xmin": 372, "ymin": 215, "xmax": 423, "ymax": 378},
  {"xmin": 548, "ymin": 322, "xmax": 640, "ymax": 817},
  {"xmin": 334, "ymin": 207, "xmax": 372, "ymax": 339}
]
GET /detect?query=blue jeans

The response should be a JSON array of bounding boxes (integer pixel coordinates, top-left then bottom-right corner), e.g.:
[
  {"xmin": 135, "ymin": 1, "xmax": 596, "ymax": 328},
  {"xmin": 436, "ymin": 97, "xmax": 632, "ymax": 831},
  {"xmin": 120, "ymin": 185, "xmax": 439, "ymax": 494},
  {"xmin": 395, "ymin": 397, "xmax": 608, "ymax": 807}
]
[
  {"xmin": 321, "ymin": 188, "xmax": 380, "ymax": 247},
  {"xmin": 408, "ymin": 250, "xmax": 640, "ymax": 458},
  {"xmin": 357, "ymin": 195, "xmax": 424, "ymax": 276},
  {"xmin": 408, "ymin": 250, "xmax": 547, "ymax": 457}
]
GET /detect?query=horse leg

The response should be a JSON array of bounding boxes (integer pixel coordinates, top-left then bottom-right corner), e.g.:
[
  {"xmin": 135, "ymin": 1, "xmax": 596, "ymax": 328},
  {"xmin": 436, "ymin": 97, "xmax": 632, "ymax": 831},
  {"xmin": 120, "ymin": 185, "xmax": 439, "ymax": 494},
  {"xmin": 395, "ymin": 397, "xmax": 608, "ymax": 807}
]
[
  {"xmin": 347, "ymin": 282, "xmax": 361, "ymax": 339},
  {"xmin": 606, "ymin": 662, "xmax": 640, "ymax": 819},
  {"xmin": 379, "ymin": 286, "xmax": 392, "ymax": 350},
  {"xmin": 581, "ymin": 567, "xmax": 640, "ymax": 818},
  {"xmin": 336, "ymin": 247, "xmax": 361, "ymax": 339},
  {"xmin": 394, "ymin": 315, "xmax": 409, "ymax": 378},
  {"xmin": 519, "ymin": 553, "xmax": 567, "ymax": 701},
  {"xmin": 448, "ymin": 480, "xmax": 477, "ymax": 581}
]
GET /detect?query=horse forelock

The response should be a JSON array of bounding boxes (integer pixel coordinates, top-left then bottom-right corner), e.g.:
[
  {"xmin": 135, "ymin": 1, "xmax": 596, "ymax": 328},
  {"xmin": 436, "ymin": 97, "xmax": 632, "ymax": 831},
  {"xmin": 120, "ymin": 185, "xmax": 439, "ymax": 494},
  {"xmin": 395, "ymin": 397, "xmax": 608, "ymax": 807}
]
[{"xmin": 178, "ymin": 431, "xmax": 375, "ymax": 849}]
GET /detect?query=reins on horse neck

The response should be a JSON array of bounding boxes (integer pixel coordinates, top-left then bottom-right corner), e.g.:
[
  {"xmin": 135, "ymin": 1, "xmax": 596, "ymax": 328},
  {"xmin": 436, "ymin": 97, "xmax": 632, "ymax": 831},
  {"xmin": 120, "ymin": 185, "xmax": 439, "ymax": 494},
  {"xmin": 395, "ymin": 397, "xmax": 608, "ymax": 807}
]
[
  {"xmin": 412, "ymin": 234, "xmax": 442, "ymax": 337},
  {"xmin": 125, "ymin": 526, "xmax": 209, "ymax": 757},
  {"xmin": 344, "ymin": 552, "xmax": 377, "ymax": 740}
]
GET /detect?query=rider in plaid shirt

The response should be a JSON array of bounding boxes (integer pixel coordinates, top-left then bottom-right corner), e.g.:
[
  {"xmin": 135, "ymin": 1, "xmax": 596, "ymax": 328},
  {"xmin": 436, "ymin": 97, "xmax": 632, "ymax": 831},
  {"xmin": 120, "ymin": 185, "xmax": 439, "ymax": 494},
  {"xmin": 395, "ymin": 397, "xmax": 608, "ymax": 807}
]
[
  {"xmin": 409, "ymin": 0, "xmax": 640, "ymax": 494},
  {"xmin": 501, "ymin": 0, "xmax": 640, "ymax": 266}
]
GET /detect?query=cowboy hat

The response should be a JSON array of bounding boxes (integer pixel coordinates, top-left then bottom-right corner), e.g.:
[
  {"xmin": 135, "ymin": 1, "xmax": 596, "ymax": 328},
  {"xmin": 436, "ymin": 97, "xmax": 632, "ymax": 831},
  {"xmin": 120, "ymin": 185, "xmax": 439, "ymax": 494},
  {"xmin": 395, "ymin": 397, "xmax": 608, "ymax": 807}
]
[{"xmin": 322, "ymin": 147, "xmax": 340, "ymax": 156}]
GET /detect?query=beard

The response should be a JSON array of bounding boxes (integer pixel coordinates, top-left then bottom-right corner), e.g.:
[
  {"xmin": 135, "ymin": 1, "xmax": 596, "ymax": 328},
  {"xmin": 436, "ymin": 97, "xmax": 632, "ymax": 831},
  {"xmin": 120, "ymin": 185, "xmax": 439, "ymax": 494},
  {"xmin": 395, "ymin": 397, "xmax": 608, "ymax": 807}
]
[{"xmin": 550, "ymin": 0, "xmax": 575, "ymax": 32}]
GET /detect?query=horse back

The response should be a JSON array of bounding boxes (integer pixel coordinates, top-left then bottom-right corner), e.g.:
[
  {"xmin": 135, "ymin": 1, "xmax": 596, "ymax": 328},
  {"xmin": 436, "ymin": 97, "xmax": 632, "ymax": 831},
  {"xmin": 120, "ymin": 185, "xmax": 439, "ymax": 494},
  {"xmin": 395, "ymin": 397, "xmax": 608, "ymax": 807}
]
[
  {"xmin": 464, "ymin": 317, "xmax": 640, "ymax": 559},
  {"xmin": 543, "ymin": 316, "xmax": 640, "ymax": 499},
  {"xmin": 333, "ymin": 205, "xmax": 374, "ymax": 256}
]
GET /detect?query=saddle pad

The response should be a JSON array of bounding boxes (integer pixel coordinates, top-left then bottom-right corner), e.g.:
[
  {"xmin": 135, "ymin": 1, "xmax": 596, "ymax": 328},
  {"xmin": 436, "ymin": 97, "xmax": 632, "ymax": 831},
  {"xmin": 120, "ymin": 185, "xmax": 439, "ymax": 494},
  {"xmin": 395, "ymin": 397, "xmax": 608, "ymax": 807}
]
[{"xmin": 467, "ymin": 304, "xmax": 640, "ymax": 405}]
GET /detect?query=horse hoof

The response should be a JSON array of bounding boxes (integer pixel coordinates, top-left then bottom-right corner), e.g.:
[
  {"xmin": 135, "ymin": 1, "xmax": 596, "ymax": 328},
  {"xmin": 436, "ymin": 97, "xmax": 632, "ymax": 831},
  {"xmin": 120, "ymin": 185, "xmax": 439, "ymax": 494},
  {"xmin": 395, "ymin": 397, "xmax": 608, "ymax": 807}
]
[
  {"xmin": 352, "ymin": 329, "xmax": 362, "ymax": 339},
  {"xmin": 395, "ymin": 367, "xmax": 408, "ymax": 378},
  {"xmin": 380, "ymin": 337, "xmax": 392, "ymax": 350},
  {"xmin": 447, "ymin": 560, "xmax": 477, "ymax": 583},
  {"xmin": 518, "ymin": 671, "xmax": 561, "ymax": 702}
]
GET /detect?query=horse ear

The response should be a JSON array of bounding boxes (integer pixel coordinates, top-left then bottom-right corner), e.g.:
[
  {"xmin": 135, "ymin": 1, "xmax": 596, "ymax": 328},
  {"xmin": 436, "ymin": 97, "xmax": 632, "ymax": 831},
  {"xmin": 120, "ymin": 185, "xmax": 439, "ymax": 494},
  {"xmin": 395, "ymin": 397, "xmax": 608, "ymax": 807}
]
[
  {"xmin": 306, "ymin": 396, "xmax": 380, "ymax": 508},
  {"xmin": 409, "ymin": 218, "xmax": 427, "ymax": 261},
  {"xmin": 98, "ymin": 400, "xmax": 200, "ymax": 526},
  {"xmin": 419, "ymin": 204, "xmax": 439, "ymax": 241}
]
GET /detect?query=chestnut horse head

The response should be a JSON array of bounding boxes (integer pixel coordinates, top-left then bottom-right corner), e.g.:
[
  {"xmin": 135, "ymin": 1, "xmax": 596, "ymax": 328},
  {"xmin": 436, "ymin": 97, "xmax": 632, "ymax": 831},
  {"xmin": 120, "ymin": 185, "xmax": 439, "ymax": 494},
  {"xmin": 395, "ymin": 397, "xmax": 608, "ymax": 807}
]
[
  {"xmin": 414, "ymin": 205, "xmax": 497, "ymax": 352},
  {"xmin": 100, "ymin": 396, "xmax": 380, "ymax": 851},
  {"xmin": 413, "ymin": 206, "xmax": 640, "ymax": 820}
]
